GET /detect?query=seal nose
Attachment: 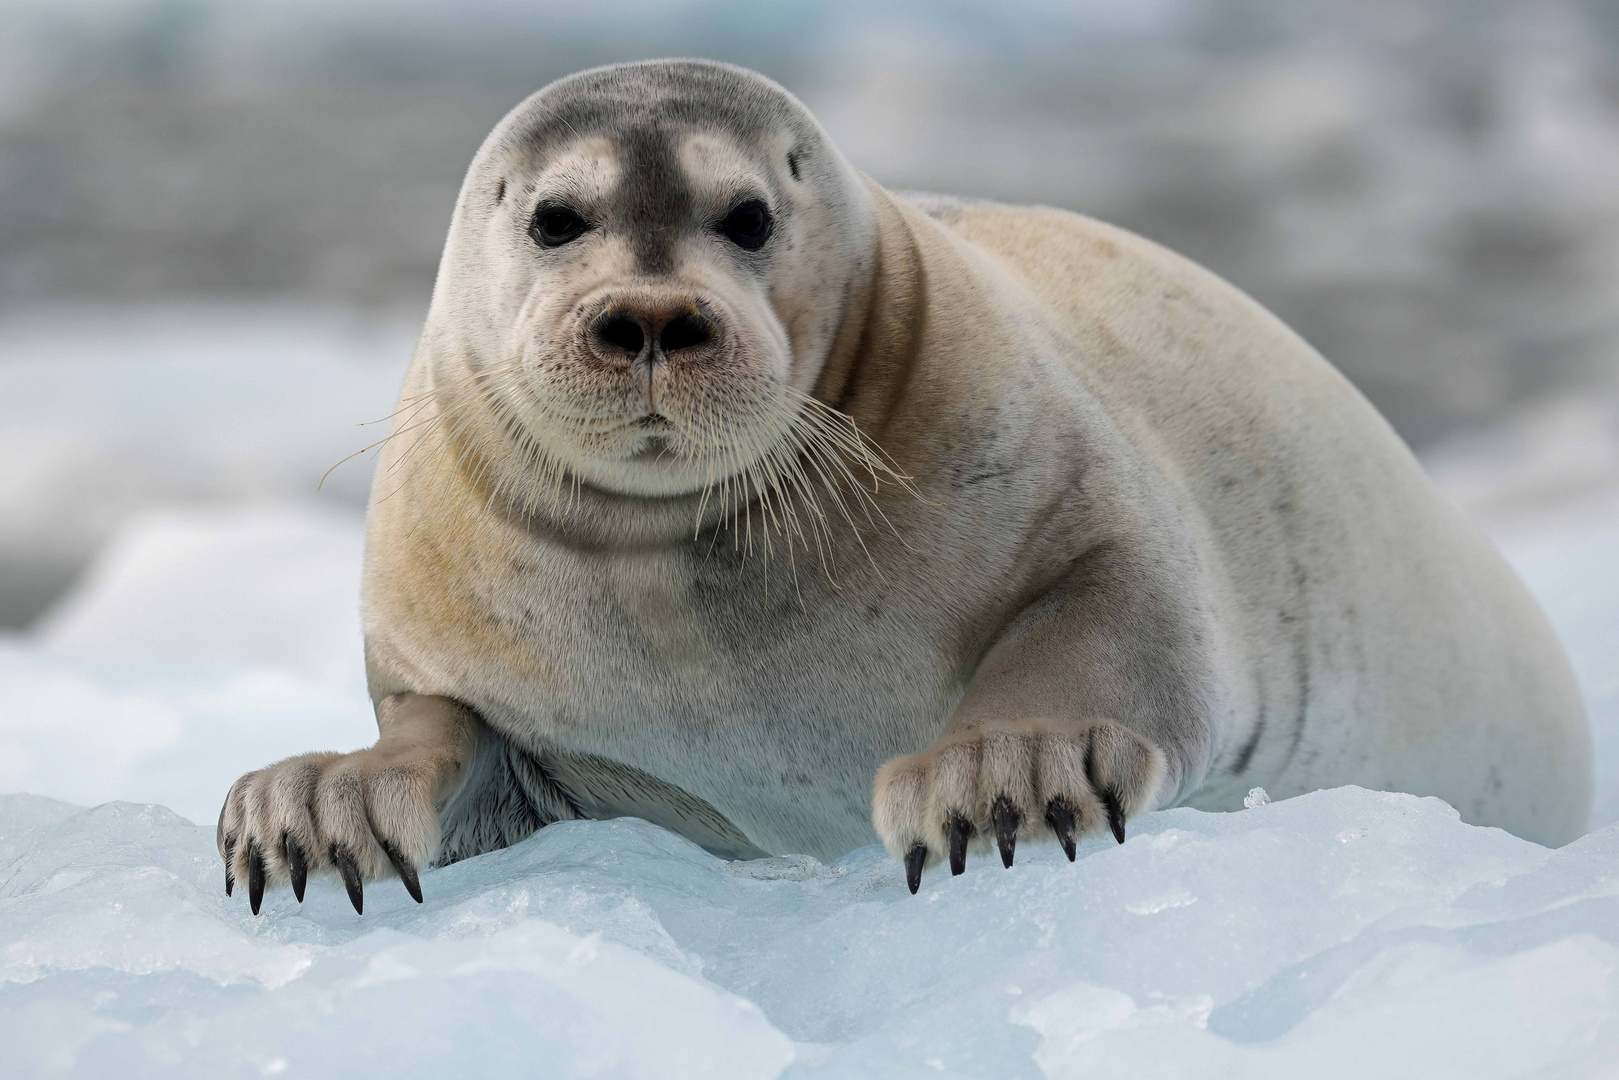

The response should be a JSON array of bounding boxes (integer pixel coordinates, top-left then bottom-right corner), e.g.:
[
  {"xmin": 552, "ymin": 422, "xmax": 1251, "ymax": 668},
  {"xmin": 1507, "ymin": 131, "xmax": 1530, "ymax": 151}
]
[
  {"xmin": 595, "ymin": 314, "xmax": 645, "ymax": 356},
  {"xmin": 591, "ymin": 307, "xmax": 713, "ymax": 362},
  {"xmin": 659, "ymin": 313, "xmax": 712, "ymax": 353}
]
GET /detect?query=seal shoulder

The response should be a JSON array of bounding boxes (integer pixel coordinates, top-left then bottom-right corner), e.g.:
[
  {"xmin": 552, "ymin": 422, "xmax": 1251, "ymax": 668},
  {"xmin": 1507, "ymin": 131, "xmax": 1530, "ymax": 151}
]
[{"xmin": 901, "ymin": 194, "xmax": 1287, "ymax": 354}]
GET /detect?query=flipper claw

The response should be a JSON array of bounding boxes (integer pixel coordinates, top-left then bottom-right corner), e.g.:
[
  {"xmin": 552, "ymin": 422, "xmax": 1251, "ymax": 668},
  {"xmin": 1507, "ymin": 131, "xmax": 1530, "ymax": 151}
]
[
  {"xmin": 904, "ymin": 843, "xmax": 927, "ymax": 895},
  {"xmin": 379, "ymin": 838, "xmax": 423, "ymax": 904},
  {"xmin": 946, "ymin": 813, "xmax": 972, "ymax": 876},
  {"xmin": 992, "ymin": 795, "xmax": 1020, "ymax": 868},
  {"xmin": 1045, "ymin": 798, "xmax": 1077, "ymax": 861},
  {"xmin": 247, "ymin": 842, "xmax": 266, "ymax": 916},
  {"xmin": 334, "ymin": 845, "xmax": 364, "ymax": 914},
  {"xmin": 1102, "ymin": 788, "xmax": 1126, "ymax": 844},
  {"xmin": 286, "ymin": 834, "xmax": 308, "ymax": 903}
]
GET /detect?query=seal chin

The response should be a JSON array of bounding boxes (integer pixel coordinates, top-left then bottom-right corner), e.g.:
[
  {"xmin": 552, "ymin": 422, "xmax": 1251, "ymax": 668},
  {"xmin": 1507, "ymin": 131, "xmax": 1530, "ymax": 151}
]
[{"xmin": 568, "ymin": 446, "xmax": 720, "ymax": 499}]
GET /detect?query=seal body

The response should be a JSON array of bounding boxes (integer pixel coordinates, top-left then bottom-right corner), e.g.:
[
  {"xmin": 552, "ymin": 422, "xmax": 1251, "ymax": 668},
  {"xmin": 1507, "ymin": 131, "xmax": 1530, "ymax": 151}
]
[{"xmin": 218, "ymin": 60, "xmax": 1590, "ymax": 913}]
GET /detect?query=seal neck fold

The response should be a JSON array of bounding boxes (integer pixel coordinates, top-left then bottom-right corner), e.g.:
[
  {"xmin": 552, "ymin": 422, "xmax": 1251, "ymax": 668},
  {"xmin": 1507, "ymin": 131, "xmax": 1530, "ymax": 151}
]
[{"xmin": 811, "ymin": 177, "xmax": 929, "ymax": 448}]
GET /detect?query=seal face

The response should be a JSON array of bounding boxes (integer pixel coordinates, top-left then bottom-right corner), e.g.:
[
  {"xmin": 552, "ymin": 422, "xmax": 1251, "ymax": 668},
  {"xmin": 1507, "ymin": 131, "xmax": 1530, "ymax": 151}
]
[
  {"xmin": 216, "ymin": 59, "xmax": 1591, "ymax": 915},
  {"xmin": 428, "ymin": 62, "xmax": 880, "ymax": 508}
]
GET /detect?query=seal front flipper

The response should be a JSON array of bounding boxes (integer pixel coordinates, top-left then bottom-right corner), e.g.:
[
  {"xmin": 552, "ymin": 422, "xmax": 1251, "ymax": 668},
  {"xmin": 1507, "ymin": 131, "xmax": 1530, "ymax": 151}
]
[
  {"xmin": 216, "ymin": 693, "xmax": 480, "ymax": 914},
  {"xmin": 871, "ymin": 538, "xmax": 1205, "ymax": 891},
  {"xmin": 872, "ymin": 719, "xmax": 1165, "ymax": 891}
]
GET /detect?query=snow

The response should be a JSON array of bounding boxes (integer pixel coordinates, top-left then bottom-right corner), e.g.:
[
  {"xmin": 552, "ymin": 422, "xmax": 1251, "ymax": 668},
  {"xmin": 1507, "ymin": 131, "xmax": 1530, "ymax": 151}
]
[
  {"xmin": 1, "ymin": 414, "xmax": 1618, "ymax": 1075},
  {"xmin": 3, "ymin": 785, "xmax": 1617, "ymax": 1076}
]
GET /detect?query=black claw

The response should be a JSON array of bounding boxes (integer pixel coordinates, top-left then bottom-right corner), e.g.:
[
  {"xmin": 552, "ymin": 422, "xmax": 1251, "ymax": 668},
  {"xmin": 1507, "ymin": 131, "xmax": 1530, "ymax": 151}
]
[
  {"xmin": 1045, "ymin": 798, "xmax": 1077, "ymax": 861},
  {"xmin": 285, "ymin": 834, "xmax": 308, "ymax": 903},
  {"xmin": 247, "ymin": 842, "xmax": 266, "ymax": 916},
  {"xmin": 379, "ymin": 838, "xmax": 423, "ymax": 904},
  {"xmin": 1103, "ymin": 788, "xmax": 1126, "ymax": 844},
  {"xmin": 946, "ymin": 813, "xmax": 972, "ymax": 876},
  {"xmin": 904, "ymin": 843, "xmax": 926, "ymax": 895},
  {"xmin": 992, "ymin": 795, "xmax": 1021, "ymax": 869},
  {"xmin": 223, "ymin": 833, "xmax": 237, "ymax": 896},
  {"xmin": 334, "ymin": 845, "xmax": 364, "ymax": 914}
]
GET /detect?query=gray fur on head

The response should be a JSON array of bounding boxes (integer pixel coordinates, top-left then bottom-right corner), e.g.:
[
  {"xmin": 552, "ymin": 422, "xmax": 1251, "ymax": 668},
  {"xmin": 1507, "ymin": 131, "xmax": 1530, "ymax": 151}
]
[
  {"xmin": 476, "ymin": 61, "xmax": 847, "ymax": 268},
  {"xmin": 433, "ymin": 58, "xmax": 868, "ymax": 323}
]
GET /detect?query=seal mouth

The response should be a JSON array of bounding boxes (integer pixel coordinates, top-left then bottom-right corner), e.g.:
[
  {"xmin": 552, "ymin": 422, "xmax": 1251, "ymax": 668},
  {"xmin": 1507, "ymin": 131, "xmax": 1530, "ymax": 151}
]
[
  {"xmin": 578, "ymin": 412, "xmax": 672, "ymax": 439},
  {"xmin": 628, "ymin": 413, "xmax": 676, "ymax": 459}
]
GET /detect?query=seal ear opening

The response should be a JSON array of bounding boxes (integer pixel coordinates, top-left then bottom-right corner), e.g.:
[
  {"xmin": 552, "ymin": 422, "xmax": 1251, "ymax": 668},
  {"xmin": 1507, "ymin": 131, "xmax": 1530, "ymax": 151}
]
[
  {"xmin": 495, "ymin": 179, "xmax": 506, "ymax": 203},
  {"xmin": 787, "ymin": 149, "xmax": 802, "ymax": 182}
]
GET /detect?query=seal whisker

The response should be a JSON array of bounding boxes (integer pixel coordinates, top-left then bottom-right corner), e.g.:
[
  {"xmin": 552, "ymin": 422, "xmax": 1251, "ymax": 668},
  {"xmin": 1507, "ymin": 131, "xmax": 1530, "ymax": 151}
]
[
  {"xmin": 745, "ymin": 420, "xmax": 807, "ymax": 560},
  {"xmin": 765, "ymin": 416, "xmax": 842, "ymax": 567},
  {"xmin": 367, "ymin": 369, "xmax": 520, "ymax": 511},
  {"xmin": 787, "ymin": 402, "xmax": 920, "ymax": 563},
  {"xmin": 770, "ymin": 397, "xmax": 900, "ymax": 569},
  {"xmin": 322, "ymin": 365, "xmax": 519, "ymax": 491}
]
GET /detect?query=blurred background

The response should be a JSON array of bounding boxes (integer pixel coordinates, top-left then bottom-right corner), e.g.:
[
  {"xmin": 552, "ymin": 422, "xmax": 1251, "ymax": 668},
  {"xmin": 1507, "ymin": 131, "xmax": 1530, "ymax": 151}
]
[{"xmin": 2, "ymin": 0, "xmax": 1618, "ymax": 630}]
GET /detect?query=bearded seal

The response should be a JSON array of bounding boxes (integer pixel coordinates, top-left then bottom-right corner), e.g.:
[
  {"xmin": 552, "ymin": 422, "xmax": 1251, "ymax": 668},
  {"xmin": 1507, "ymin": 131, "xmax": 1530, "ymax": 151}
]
[{"xmin": 218, "ymin": 59, "xmax": 1591, "ymax": 913}]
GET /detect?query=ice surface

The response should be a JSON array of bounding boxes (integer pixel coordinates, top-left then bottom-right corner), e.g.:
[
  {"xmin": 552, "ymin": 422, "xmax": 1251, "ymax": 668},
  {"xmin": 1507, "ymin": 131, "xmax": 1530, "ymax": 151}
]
[
  {"xmin": 0, "ymin": 467, "xmax": 1617, "ymax": 1074},
  {"xmin": 2, "ymin": 788, "xmax": 1616, "ymax": 1077}
]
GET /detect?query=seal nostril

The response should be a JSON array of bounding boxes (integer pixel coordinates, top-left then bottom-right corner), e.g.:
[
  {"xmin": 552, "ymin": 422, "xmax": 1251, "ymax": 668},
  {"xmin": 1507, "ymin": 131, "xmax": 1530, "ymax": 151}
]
[
  {"xmin": 660, "ymin": 313, "xmax": 713, "ymax": 353},
  {"xmin": 596, "ymin": 316, "xmax": 645, "ymax": 355}
]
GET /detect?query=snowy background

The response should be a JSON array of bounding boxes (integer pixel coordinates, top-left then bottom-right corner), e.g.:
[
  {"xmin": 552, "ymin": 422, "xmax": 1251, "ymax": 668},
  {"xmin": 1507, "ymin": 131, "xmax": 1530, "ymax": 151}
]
[{"xmin": 3, "ymin": 0, "xmax": 1619, "ymax": 1076}]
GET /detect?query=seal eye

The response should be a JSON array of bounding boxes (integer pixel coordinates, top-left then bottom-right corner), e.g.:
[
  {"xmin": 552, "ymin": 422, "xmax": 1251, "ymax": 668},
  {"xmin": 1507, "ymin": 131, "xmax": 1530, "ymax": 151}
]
[
  {"xmin": 720, "ymin": 199, "xmax": 773, "ymax": 251},
  {"xmin": 530, "ymin": 204, "xmax": 590, "ymax": 248}
]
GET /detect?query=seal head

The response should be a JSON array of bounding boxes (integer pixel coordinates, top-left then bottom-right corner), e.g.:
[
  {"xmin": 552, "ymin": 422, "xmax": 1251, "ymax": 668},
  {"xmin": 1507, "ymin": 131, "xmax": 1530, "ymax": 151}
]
[{"xmin": 420, "ymin": 60, "xmax": 878, "ymax": 509}]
